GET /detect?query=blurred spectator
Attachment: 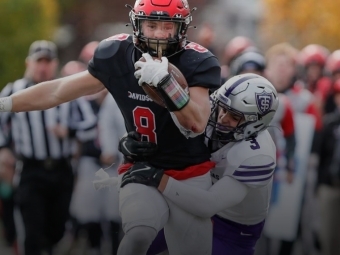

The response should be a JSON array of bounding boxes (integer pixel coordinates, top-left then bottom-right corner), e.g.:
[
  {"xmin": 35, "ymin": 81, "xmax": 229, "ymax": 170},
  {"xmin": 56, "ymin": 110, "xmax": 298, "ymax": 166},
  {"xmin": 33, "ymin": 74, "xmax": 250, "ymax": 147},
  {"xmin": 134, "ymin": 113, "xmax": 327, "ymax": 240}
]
[
  {"xmin": 66, "ymin": 41, "xmax": 124, "ymax": 255},
  {"xmin": 265, "ymin": 42, "xmax": 321, "ymax": 255},
  {"xmin": 324, "ymin": 50, "xmax": 340, "ymax": 114},
  {"xmin": 298, "ymin": 44, "xmax": 332, "ymax": 115},
  {"xmin": 224, "ymin": 36, "xmax": 254, "ymax": 65},
  {"xmin": 98, "ymin": 92, "xmax": 126, "ymax": 255},
  {"xmin": 316, "ymin": 78, "xmax": 340, "ymax": 255},
  {"xmin": 196, "ymin": 23, "xmax": 216, "ymax": 55},
  {"xmin": 0, "ymin": 147, "xmax": 17, "ymax": 255},
  {"xmin": 229, "ymin": 48, "xmax": 296, "ymax": 182},
  {"xmin": 221, "ymin": 36, "xmax": 254, "ymax": 83},
  {"xmin": 229, "ymin": 47, "xmax": 296, "ymax": 210},
  {"xmin": 265, "ymin": 43, "xmax": 322, "ymax": 153},
  {"xmin": 0, "ymin": 40, "xmax": 96, "ymax": 255},
  {"xmin": 79, "ymin": 41, "xmax": 99, "ymax": 65},
  {"xmin": 60, "ymin": 61, "xmax": 87, "ymax": 77}
]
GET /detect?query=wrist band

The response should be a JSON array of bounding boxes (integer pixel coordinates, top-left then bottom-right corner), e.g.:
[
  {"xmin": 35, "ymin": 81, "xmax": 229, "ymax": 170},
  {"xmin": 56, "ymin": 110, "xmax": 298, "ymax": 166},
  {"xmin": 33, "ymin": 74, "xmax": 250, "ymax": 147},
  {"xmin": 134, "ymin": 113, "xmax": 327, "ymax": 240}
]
[
  {"xmin": 0, "ymin": 97, "xmax": 13, "ymax": 112},
  {"xmin": 157, "ymin": 74, "xmax": 190, "ymax": 111}
]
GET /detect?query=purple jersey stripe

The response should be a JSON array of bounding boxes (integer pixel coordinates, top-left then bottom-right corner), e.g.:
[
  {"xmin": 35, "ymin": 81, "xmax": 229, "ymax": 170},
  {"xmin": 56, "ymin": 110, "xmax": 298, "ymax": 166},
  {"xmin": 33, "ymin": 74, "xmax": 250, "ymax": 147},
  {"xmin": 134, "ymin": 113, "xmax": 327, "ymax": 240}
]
[
  {"xmin": 239, "ymin": 162, "xmax": 275, "ymax": 169},
  {"xmin": 233, "ymin": 168, "xmax": 274, "ymax": 177},
  {"xmin": 238, "ymin": 175, "xmax": 273, "ymax": 183}
]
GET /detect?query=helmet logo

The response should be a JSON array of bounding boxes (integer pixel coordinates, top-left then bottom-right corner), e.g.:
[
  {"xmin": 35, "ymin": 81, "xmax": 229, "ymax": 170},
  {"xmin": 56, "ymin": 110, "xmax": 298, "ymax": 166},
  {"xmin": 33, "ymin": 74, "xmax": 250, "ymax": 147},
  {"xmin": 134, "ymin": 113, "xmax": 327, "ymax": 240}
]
[{"xmin": 256, "ymin": 91, "xmax": 272, "ymax": 114}]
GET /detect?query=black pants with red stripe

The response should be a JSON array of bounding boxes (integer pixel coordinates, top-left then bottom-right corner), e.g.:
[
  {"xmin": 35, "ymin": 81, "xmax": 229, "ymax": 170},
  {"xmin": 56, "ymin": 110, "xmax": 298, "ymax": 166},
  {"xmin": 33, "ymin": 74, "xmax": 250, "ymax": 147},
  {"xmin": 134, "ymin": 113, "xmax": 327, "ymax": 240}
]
[{"xmin": 14, "ymin": 159, "xmax": 74, "ymax": 255}]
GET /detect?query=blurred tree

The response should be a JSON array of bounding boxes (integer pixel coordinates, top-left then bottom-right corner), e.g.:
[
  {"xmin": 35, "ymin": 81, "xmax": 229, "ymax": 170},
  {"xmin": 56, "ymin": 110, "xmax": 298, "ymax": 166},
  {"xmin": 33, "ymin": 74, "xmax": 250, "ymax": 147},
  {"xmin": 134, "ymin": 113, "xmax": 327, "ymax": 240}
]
[
  {"xmin": 260, "ymin": 0, "xmax": 340, "ymax": 51},
  {"xmin": 0, "ymin": 0, "xmax": 59, "ymax": 89}
]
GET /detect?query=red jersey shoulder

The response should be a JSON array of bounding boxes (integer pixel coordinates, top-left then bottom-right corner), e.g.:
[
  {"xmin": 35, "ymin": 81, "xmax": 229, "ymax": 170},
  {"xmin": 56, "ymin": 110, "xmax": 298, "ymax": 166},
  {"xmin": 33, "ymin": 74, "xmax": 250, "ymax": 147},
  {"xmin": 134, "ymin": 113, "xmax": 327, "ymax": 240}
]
[
  {"xmin": 105, "ymin": 33, "xmax": 130, "ymax": 42},
  {"xmin": 184, "ymin": 42, "xmax": 209, "ymax": 53}
]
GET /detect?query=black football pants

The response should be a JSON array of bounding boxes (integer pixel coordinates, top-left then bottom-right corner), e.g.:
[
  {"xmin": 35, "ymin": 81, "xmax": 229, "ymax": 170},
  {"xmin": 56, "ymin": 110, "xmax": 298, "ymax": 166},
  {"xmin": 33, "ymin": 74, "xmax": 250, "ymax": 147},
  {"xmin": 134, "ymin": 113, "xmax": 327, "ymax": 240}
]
[{"xmin": 14, "ymin": 160, "xmax": 74, "ymax": 255}]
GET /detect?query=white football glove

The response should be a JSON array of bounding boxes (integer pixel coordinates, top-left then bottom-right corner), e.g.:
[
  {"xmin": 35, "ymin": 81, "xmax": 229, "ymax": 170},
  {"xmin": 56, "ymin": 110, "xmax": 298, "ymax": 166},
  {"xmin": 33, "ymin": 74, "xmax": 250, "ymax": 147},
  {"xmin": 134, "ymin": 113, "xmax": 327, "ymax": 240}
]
[{"xmin": 134, "ymin": 53, "xmax": 169, "ymax": 87}]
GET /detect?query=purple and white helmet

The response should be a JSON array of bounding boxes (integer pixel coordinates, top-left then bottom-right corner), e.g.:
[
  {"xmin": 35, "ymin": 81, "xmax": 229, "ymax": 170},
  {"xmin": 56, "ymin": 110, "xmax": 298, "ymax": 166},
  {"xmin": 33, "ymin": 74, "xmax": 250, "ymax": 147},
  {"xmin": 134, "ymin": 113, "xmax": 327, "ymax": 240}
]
[{"xmin": 208, "ymin": 73, "xmax": 279, "ymax": 142}]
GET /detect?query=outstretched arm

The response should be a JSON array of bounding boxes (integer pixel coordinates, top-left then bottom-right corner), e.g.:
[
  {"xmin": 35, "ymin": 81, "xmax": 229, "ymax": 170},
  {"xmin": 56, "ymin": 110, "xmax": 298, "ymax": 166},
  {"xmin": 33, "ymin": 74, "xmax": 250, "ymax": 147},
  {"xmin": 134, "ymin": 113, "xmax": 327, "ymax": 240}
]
[
  {"xmin": 121, "ymin": 162, "xmax": 248, "ymax": 218},
  {"xmin": 10, "ymin": 71, "xmax": 105, "ymax": 112}
]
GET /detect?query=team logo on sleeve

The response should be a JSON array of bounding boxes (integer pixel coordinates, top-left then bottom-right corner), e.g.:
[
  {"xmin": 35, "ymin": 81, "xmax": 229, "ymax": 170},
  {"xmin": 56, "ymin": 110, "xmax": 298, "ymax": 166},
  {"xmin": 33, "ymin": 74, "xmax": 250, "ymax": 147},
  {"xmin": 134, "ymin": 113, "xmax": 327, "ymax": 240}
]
[
  {"xmin": 256, "ymin": 91, "xmax": 273, "ymax": 114},
  {"xmin": 184, "ymin": 42, "xmax": 208, "ymax": 53},
  {"xmin": 105, "ymin": 33, "xmax": 129, "ymax": 41}
]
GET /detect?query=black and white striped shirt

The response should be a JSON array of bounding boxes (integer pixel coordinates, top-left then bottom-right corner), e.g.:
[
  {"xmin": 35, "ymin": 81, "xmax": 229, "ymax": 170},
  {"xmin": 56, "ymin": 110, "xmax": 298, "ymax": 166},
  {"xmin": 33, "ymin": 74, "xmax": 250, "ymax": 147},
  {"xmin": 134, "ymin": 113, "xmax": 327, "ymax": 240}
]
[{"xmin": 0, "ymin": 78, "xmax": 97, "ymax": 159}]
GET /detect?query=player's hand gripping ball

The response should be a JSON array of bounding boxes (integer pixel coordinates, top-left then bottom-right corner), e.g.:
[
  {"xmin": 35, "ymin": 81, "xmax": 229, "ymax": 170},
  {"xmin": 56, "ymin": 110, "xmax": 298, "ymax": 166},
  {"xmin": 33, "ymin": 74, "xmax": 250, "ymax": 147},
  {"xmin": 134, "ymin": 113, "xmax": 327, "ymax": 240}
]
[{"xmin": 135, "ymin": 53, "xmax": 189, "ymax": 107}]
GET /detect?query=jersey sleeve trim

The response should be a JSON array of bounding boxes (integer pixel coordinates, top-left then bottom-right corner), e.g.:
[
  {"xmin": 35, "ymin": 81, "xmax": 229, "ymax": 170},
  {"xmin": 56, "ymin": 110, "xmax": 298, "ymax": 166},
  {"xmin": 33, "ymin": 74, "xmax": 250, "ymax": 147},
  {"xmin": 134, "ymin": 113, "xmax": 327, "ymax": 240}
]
[
  {"xmin": 239, "ymin": 162, "xmax": 275, "ymax": 169},
  {"xmin": 232, "ymin": 158, "xmax": 275, "ymax": 186}
]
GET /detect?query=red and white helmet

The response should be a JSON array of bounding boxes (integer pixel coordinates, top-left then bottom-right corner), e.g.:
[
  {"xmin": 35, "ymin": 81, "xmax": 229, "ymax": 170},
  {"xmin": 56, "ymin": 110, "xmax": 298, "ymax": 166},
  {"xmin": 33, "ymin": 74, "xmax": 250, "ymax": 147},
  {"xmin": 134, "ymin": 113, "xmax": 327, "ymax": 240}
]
[
  {"xmin": 128, "ymin": 0, "xmax": 193, "ymax": 57},
  {"xmin": 299, "ymin": 44, "xmax": 330, "ymax": 67},
  {"xmin": 326, "ymin": 50, "xmax": 340, "ymax": 74}
]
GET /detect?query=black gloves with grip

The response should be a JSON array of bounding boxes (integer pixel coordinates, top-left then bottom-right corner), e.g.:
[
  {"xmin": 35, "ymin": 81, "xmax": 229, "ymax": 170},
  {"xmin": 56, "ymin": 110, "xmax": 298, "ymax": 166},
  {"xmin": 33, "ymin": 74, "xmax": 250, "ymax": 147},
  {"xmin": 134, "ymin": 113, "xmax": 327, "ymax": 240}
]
[
  {"xmin": 118, "ymin": 131, "xmax": 158, "ymax": 162},
  {"xmin": 121, "ymin": 162, "xmax": 164, "ymax": 188}
]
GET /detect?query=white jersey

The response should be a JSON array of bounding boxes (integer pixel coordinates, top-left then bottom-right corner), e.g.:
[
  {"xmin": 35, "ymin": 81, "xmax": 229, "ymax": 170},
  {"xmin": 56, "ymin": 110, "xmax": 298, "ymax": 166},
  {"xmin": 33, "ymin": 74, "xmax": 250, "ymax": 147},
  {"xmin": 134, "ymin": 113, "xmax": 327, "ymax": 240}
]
[
  {"xmin": 210, "ymin": 130, "xmax": 276, "ymax": 225},
  {"xmin": 162, "ymin": 130, "xmax": 276, "ymax": 226}
]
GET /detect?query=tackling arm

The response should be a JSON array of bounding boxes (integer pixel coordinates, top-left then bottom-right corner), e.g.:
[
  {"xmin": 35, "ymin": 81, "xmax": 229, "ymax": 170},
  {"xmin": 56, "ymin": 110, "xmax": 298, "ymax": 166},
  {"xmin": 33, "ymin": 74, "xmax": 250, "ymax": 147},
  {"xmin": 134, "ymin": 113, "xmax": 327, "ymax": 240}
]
[{"xmin": 162, "ymin": 175, "xmax": 248, "ymax": 218}]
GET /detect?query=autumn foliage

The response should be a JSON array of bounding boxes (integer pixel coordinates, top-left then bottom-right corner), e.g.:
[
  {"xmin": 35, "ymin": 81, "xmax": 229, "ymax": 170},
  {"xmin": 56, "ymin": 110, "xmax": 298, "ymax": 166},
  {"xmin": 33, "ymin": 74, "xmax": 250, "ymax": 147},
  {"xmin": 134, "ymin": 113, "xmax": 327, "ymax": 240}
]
[
  {"xmin": 260, "ymin": 0, "xmax": 340, "ymax": 51},
  {"xmin": 0, "ymin": 0, "xmax": 59, "ymax": 88}
]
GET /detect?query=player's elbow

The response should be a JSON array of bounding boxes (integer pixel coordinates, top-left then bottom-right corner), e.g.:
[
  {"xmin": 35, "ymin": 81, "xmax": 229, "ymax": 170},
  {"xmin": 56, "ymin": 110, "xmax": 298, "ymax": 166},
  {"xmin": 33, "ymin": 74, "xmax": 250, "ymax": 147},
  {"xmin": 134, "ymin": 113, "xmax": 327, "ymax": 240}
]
[{"xmin": 183, "ymin": 120, "xmax": 206, "ymax": 134}]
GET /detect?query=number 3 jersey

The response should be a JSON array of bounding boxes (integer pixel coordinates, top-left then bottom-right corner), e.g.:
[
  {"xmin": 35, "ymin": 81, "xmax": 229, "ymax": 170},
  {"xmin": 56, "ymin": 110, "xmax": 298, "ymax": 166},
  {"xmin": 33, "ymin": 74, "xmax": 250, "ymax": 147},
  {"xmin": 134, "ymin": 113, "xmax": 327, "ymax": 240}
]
[
  {"xmin": 88, "ymin": 34, "xmax": 221, "ymax": 169},
  {"xmin": 210, "ymin": 130, "xmax": 276, "ymax": 225}
]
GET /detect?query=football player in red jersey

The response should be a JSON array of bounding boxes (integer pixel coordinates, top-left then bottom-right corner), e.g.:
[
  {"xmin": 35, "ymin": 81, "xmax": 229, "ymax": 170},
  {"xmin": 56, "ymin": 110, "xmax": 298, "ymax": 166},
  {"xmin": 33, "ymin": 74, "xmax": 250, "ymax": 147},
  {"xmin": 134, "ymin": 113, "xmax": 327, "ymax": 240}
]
[{"xmin": 0, "ymin": 0, "xmax": 221, "ymax": 254}]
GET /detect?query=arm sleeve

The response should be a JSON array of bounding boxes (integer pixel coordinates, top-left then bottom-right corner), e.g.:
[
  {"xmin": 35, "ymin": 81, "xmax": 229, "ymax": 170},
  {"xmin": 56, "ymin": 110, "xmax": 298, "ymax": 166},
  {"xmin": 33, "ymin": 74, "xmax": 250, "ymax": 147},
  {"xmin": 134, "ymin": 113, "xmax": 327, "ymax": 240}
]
[
  {"xmin": 163, "ymin": 175, "xmax": 248, "ymax": 218},
  {"xmin": 230, "ymin": 155, "xmax": 276, "ymax": 188},
  {"xmin": 187, "ymin": 56, "xmax": 221, "ymax": 90}
]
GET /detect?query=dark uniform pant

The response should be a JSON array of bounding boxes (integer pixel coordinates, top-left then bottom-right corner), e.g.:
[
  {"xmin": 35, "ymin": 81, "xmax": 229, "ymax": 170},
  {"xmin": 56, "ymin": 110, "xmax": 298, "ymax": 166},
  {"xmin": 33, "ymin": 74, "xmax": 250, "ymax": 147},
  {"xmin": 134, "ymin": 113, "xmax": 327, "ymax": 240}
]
[{"xmin": 14, "ymin": 158, "xmax": 74, "ymax": 255}]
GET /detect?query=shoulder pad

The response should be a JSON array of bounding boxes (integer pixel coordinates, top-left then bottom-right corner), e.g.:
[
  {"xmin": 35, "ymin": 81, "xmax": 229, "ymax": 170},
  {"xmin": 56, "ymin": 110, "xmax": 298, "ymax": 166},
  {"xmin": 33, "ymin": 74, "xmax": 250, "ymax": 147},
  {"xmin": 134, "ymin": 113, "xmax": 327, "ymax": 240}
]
[
  {"xmin": 181, "ymin": 41, "xmax": 216, "ymax": 61},
  {"xmin": 174, "ymin": 41, "xmax": 220, "ymax": 90},
  {"xmin": 94, "ymin": 34, "xmax": 133, "ymax": 60},
  {"xmin": 89, "ymin": 34, "xmax": 134, "ymax": 79}
]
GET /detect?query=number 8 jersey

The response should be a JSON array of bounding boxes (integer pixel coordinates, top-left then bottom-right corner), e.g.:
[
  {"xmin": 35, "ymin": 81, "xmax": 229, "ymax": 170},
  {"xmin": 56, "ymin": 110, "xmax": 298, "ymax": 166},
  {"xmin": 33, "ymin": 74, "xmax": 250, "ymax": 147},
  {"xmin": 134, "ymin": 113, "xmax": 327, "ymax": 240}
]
[
  {"xmin": 88, "ymin": 34, "xmax": 221, "ymax": 170},
  {"xmin": 210, "ymin": 130, "xmax": 276, "ymax": 225}
]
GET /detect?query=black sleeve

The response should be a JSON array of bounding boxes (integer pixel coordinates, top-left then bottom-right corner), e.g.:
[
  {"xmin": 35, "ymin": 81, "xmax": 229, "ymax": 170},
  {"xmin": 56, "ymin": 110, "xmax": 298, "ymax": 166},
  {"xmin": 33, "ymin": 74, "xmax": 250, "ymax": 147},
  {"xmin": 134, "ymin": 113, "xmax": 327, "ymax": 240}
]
[
  {"xmin": 88, "ymin": 34, "xmax": 133, "ymax": 86},
  {"xmin": 188, "ymin": 56, "xmax": 221, "ymax": 91},
  {"xmin": 88, "ymin": 39, "xmax": 118, "ymax": 85}
]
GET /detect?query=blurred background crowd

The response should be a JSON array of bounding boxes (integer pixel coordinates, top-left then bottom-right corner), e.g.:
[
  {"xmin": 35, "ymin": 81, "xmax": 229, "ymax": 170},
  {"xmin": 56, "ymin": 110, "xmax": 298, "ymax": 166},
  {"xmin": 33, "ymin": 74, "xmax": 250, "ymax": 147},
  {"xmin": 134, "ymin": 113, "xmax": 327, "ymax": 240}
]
[{"xmin": 1, "ymin": 0, "xmax": 340, "ymax": 255}]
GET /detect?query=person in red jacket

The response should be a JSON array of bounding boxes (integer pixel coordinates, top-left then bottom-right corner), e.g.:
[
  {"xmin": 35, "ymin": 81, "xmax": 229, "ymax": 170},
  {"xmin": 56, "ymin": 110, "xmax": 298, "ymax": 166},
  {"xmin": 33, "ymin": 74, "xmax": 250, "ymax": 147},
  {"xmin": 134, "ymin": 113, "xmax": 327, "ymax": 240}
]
[{"xmin": 298, "ymin": 44, "xmax": 332, "ymax": 115}]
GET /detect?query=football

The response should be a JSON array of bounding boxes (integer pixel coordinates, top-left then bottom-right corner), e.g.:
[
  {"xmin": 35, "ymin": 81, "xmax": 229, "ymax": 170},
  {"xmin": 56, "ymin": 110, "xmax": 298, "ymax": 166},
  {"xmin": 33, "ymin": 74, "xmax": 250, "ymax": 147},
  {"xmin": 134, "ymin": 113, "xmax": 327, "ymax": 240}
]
[{"xmin": 138, "ymin": 57, "xmax": 189, "ymax": 107}]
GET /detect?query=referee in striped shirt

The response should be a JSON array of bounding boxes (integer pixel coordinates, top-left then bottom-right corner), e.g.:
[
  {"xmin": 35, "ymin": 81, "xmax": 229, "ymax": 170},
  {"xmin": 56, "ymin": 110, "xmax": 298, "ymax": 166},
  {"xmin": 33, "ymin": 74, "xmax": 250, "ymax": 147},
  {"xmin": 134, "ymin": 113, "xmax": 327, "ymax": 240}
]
[{"xmin": 0, "ymin": 40, "xmax": 97, "ymax": 255}]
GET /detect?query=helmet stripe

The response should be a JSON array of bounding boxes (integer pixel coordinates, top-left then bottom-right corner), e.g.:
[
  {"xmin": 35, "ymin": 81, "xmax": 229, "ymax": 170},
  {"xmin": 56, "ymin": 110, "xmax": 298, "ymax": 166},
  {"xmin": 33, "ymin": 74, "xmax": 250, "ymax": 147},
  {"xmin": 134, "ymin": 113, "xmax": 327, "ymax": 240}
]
[{"xmin": 225, "ymin": 75, "xmax": 258, "ymax": 97}]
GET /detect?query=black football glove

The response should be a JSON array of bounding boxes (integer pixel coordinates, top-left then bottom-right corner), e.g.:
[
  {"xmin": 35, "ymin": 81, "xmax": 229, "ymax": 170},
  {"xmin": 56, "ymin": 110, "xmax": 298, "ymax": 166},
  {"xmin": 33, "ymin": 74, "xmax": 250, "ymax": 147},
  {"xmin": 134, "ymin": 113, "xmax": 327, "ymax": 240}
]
[
  {"xmin": 118, "ymin": 131, "xmax": 158, "ymax": 162},
  {"xmin": 120, "ymin": 162, "xmax": 164, "ymax": 188}
]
